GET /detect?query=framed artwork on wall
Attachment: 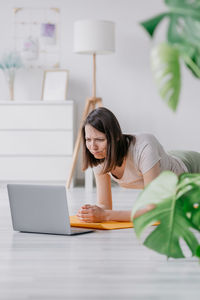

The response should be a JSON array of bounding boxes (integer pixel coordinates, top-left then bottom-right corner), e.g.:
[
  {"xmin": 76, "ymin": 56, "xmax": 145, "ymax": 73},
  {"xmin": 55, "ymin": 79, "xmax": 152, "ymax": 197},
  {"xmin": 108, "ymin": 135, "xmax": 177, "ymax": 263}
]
[
  {"xmin": 13, "ymin": 7, "xmax": 60, "ymax": 68},
  {"xmin": 41, "ymin": 69, "xmax": 69, "ymax": 101}
]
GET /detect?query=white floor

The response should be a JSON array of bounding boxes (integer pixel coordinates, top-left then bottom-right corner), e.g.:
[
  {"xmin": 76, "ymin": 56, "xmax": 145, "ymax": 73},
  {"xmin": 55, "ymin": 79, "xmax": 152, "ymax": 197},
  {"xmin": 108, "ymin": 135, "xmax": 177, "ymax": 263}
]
[{"xmin": 0, "ymin": 185, "xmax": 200, "ymax": 300}]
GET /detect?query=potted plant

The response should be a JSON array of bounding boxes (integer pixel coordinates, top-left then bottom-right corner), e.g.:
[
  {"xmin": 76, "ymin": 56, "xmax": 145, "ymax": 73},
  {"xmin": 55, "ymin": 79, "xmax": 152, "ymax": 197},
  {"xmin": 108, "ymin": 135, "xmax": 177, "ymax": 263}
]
[
  {"xmin": 140, "ymin": 0, "xmax": 200, "ymax": 111},
  {"xmin": 0, "ymin": 51, "xmax": 23, "ymax": 100}
]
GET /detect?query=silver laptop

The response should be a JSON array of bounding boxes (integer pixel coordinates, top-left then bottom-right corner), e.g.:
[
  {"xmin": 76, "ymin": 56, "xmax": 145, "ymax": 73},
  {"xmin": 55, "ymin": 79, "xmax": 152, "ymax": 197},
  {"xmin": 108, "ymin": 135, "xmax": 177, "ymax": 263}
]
[{"xmin": 7, "ymin": 184, "xmax": 95, "ymax": 235}]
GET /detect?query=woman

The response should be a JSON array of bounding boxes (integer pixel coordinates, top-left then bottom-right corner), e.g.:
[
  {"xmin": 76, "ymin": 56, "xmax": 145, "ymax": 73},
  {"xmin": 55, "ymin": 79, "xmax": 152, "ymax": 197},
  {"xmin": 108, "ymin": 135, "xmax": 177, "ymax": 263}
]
[{"xmin": 77, "ymin": 107, "xmax": 200, "ymax": 223}]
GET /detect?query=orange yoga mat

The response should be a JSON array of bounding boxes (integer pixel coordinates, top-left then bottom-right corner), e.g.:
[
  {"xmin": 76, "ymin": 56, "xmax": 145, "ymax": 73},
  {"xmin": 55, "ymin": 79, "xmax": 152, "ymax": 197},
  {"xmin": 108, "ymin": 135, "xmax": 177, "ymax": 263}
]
[{"xmin": 70, "ymin": 216, "xmax": 159, "ymax": 230}]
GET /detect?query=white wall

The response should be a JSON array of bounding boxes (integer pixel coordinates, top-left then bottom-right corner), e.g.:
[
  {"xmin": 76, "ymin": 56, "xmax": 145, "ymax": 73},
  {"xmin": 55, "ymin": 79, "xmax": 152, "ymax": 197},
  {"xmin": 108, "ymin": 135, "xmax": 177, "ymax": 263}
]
[{"xmin": 0, "ymin": 0, "xmax": 200, "ymax": 180}]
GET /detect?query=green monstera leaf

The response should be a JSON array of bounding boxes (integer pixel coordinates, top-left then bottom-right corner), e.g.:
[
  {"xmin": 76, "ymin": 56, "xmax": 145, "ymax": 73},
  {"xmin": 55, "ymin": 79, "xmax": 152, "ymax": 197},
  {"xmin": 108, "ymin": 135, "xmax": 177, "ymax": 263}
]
[
  {"xmin": 140, "ymin": 13, "xmax": 169, "ymax": 37},
  {"xmin": 151, "ymin": 43, "xmax": 181, "ymax": 111},
  {"xmin": 164, "ymin": 0, "xmax": 200, "ymax": 12},
  {"xmin": 166, "ymin": 10, "xmax": 200, "ymax": 77},
  {"xmin": 177, "ymin": 173, "xmax": 200, "ymax": 230},
  {"xmin": 140, "ymin": 0, "xmax": 200, "ymax": 111},
  {"xmin": 131, "ymin": 171, "xmax": 200, "ymax": 259}
]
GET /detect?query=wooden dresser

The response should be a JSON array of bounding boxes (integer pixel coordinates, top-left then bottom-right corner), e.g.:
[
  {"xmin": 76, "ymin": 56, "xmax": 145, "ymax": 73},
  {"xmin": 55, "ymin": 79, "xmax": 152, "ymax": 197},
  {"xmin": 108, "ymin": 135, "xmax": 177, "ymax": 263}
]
[{"xmin": 0, "ymin": 101, "xmax": 74, "ymax": 183}]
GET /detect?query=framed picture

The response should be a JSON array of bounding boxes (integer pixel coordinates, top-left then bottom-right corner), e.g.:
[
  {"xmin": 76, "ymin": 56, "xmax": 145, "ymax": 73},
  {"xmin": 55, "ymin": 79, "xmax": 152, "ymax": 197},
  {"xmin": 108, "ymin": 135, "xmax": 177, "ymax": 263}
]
[
  {"xmin": 41, "ymin": 69, "xmax": 69, "ymax": 101},
  {"xmin": 13, "ymin": 7, "xmax": 60, "ymax": 68}
]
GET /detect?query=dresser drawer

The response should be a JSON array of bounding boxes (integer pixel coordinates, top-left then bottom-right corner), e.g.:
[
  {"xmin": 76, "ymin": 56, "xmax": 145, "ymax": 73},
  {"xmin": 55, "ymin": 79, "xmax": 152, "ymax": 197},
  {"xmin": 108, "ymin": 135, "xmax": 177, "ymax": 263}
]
[
  {"xmin": 0, "ymin": 157, "xmax": 72, "ymax": 181},
  {"xmin": 0, "ymin": 101, "xmax": 75, "ymax": 182},
  {"xmin": 0, "ymin": 103, "xmax": 73, "ymax": 129},
  {"xmin": 0, "ymin": 131, "xmax": 73, "ymax": 155}
]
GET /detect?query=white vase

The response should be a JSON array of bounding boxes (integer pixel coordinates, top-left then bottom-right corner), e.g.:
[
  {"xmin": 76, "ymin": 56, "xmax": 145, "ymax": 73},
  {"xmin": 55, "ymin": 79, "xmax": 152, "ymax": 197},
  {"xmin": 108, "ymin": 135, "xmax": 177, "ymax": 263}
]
[
  {"xmin": 4, "ymin": 69, "xmax": 15, "ymax": 101},
  {"xmin": 8, "ymin": 77, "xmax": 14, "ymax": 101}
]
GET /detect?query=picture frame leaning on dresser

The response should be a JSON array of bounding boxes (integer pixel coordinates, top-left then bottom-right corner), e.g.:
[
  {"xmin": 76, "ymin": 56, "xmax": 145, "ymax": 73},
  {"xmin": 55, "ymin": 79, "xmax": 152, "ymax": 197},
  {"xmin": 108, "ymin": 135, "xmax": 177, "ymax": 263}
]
[{"xmin": 41, "ymin": 69, "xmax": 69, "ymax": 101}]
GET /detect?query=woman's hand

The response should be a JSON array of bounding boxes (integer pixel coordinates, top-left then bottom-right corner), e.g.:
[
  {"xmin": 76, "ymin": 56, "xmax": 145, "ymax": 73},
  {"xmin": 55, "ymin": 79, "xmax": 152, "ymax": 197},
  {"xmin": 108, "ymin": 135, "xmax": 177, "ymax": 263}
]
[{"xmin": 77, "ymin": 204, "xmax": 106, "ymax": 223}]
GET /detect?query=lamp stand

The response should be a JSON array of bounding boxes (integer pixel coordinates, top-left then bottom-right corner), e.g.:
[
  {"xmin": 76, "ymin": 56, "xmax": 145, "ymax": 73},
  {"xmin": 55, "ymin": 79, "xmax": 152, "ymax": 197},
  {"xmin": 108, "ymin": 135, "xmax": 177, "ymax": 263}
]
[{"xmin": 66, "ymin": 54, "xmax": 103, "ymax": 189}]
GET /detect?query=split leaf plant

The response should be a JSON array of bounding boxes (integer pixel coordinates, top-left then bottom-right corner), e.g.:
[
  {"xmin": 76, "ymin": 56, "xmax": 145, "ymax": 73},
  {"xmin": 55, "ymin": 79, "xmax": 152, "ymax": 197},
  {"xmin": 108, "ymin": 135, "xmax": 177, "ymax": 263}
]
[
  {"xmin": 131, "ymin": 171, "xmax": 200, "ymax": 259},
  {"xmin": 140, "ymin": 0, "xmax": 200, "ymax": 111}
]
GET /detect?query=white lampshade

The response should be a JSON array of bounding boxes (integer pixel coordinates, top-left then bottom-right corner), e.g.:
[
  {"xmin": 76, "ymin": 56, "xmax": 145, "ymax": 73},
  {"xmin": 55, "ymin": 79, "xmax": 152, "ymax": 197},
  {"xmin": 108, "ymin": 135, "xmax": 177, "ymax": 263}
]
[{"xmin": 74, "ymin": 20, "xmax": 115, "ymax": 54}]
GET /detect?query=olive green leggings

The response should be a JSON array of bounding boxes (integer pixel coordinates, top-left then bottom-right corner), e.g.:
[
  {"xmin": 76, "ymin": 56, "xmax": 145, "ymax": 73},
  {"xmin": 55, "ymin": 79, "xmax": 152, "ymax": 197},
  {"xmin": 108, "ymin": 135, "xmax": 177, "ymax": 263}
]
[{"xmin": 168, "ymin": 150, "xmax": 200, "ymax": 173}]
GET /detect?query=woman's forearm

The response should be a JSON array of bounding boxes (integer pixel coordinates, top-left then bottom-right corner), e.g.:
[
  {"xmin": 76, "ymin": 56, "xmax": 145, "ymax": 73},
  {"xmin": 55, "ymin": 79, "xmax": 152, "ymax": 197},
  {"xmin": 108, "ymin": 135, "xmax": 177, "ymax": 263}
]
[
  {"xmin": 104, "ymin": 205, "xmax": 155, "ymax": 222},
  {"xmin": 104, "ymin": 210, "xmax": 131, "ymax": 221}
]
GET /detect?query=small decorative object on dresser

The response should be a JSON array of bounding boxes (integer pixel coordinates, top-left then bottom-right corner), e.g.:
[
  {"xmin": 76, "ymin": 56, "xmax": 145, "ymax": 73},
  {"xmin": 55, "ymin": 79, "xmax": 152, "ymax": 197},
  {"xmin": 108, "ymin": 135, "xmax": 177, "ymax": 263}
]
[
  {"xmin": 0, "ymin": 101, "xmax": 74, "ymax": 183},
  {"xmin": 41, "ymin": 69, "xmax": 69, "ymax": 101},
  {"xmin": 0, "ymin": 52, "xmax": 23, "ymax": 101}
]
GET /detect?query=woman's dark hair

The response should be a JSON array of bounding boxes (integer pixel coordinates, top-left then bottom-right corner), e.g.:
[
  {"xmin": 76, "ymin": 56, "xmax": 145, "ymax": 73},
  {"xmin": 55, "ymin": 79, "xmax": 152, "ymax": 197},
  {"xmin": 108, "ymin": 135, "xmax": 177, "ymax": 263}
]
[{"xmin": 82, "ymin": 107, "xmax": 135, "ymax": 173}]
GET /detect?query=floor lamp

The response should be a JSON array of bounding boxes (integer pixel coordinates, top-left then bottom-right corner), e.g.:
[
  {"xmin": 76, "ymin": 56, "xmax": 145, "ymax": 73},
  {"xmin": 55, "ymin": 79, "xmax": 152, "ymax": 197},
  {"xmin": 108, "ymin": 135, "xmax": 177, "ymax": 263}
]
[{"xmin": 66, "ymin": 19, "xmax": 115, "ymax": 189}]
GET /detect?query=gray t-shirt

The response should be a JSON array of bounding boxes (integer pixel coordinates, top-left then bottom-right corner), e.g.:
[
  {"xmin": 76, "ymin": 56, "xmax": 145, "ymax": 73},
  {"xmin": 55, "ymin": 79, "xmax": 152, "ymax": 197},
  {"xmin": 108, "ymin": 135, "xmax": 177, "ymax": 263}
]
[{"xmin": 93, "ymin": 133, "xmax": 188, "ymax": 189}]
